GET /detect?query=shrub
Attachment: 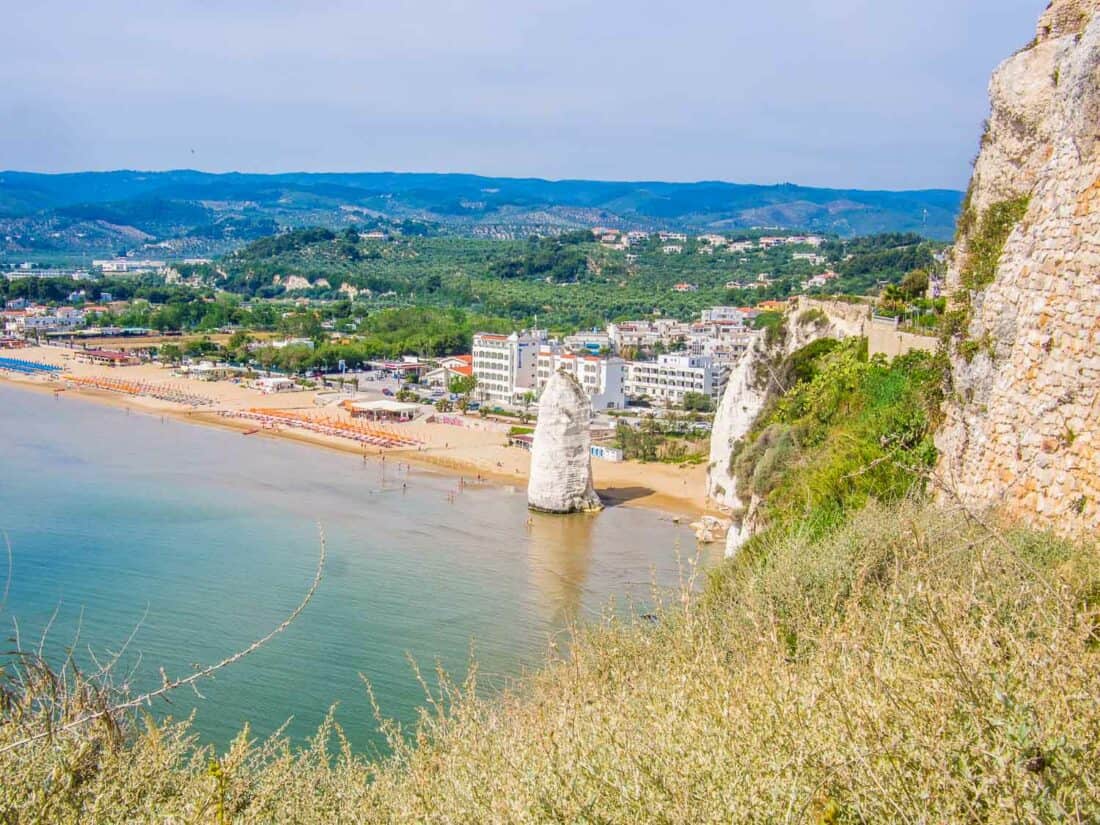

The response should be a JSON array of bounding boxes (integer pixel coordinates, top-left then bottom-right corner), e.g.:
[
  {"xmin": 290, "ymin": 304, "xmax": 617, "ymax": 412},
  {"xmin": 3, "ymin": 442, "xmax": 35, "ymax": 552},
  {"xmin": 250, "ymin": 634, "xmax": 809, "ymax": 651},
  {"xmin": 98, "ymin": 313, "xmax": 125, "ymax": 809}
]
[{"xmin": 732, "ymin": 338, "xmax": 942, "ymax": 537}]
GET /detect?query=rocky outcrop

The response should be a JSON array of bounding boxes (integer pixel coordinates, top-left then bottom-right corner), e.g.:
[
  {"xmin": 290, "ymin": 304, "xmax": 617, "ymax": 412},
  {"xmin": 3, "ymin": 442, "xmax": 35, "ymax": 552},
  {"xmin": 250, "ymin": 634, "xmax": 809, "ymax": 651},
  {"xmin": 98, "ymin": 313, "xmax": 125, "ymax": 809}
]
[
  {"xmin": 690, "ymin": 515, "xmax": 731, "ymax": 544},
  {"xmin": 706, "ymin": 332, "xmax": 771, "ymax": 516},
  {"xmin": 937, "ymin": 0, "xmax": 1100, "ymax": 536},
  {"xmin": 707, "ymin": 303, "xmax": 868, "ymax": 555},
  {"xmin": 528, "ymin": 370, "xmax": 602, "ymax": 514},
  {"xmin": 786, "ymin": 297, "xmax": 869, "ymax": 351}
]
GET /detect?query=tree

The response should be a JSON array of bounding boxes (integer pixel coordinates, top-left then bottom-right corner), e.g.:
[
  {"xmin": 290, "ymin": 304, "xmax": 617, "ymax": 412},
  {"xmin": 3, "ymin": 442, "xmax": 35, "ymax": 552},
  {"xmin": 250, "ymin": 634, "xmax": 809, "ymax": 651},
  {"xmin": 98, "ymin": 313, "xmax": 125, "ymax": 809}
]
[
  {"xmin": 682, "ymin": 392, "xmax": 714, "ymax": 413},
  {"xmin": 520, "ymin": 390, "xmax": 536, "ymax": 423},
  {"xmin": 898, "ymin": 268, "xmax": 930, "ymax": 300},
  {"xmin": 449, "ymin": 374, "xmax": 478, "ymax": 412},
  {"xmin": 228, "ymin": 330, "xmax": 253, "ymax": 351},
  {"xmin": 158, "ymin": 343, "xmax": 183, "ymax": 364}
]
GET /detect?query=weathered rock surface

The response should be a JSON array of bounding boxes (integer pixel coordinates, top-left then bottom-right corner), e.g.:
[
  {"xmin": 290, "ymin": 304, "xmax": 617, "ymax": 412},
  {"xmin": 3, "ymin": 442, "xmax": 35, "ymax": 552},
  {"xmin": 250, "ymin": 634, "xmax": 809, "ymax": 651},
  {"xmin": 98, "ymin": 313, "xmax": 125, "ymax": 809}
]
[
  {"xmin": 707, "ymin": 301, "xmax": 867, "ymax": 556},
  {"xmin": 706, "ymin": 332, "xmax": 771, "ymax": 517},
  {"xmin": 937, "ymin": 0, "xmax": 1100, "ymax": 536},
  {"xmin": 690, "ymin": 515, "xmax": 731, "ymax": 544},
  {"xmin": 786, "ymin": 297, "xmax": 869, "ymax": 353},
  {"xmin": 528, "ymin": 370, "xmax": 602, "ymax": 514}
]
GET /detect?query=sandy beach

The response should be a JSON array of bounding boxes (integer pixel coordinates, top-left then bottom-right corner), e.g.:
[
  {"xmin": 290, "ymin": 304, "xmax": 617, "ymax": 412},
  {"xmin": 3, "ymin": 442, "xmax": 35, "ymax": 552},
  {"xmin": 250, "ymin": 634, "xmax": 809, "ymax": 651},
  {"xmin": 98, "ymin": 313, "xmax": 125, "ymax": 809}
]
[{"xmin": 1, "ymin": 345, "xmax": 713, "ymax": 517}]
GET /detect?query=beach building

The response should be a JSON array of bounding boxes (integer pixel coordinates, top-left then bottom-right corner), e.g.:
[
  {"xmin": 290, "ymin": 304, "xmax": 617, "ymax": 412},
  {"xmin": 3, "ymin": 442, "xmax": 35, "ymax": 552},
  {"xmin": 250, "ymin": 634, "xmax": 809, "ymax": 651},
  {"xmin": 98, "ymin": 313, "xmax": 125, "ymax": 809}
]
[
  {"xmin": 472, "ymin": 330, "xmax": 546, "ymax": 406},
  {"xmin": 624, "ymin": 353, "xmax": 729, "ymax": 406},
  {"xmin": 183, "ymin": 362, "xmax": 243, "ymax": 381},
  {"xmin": 367, "ymin": 357, "xmax": 430, "ymax": 380},
  {"xmin": 535, "ymin": 348, "xmax": 626, "ymax": 411},
  {"xmin": 254, "ymin": 376, "xmax": 296, "ymax": 394},
  {"xmin": 347, "ymin": 399, "xmax": 421, "ymax": 422},
  {"xmin": 74, "ymin": 348, "xmax": 139, "ymax": 366},
  {"xmin": 590, "ymin": 444, "xmax": 624, "ymax": 462}
]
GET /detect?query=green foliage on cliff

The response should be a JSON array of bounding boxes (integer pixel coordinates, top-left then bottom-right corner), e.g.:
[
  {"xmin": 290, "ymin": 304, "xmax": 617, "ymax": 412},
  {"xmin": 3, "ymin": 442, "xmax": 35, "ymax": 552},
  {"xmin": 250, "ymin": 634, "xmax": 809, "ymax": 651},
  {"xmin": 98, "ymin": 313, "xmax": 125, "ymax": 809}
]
[
  {"xmin": 729, "ymin": 338, "xmax": 943, "ymax": 537},
  {"xmin": 959, "ymin": 196, "xmax": 1031, "ymax": 292},
  {"xmin": 944, "ymin": 195, "xmax": 1031, "ymax": 360}
]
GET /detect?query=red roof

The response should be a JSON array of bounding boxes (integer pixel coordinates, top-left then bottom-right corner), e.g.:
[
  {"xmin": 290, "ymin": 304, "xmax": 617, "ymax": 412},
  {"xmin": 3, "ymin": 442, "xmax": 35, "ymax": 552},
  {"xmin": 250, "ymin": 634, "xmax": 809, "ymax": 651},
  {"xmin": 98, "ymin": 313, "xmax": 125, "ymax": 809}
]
[{"xmin": 84, "ymin": 349, "xmax": 133, "ymax": 361}]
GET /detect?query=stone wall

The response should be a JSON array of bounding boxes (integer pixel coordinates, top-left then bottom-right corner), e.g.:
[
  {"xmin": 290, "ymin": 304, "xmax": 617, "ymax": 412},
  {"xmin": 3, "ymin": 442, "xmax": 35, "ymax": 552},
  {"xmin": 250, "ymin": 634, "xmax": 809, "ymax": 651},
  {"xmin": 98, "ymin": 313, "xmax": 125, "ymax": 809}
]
[
  {"xmin": 867, "ymin": 319, "xmax": 938, "ymax": 359},
  {"xmin": 788, "ymin": 297, "xmax": 870, "ymax": 350},
  {"xmin": 937, "ymin": 0, "xmax": 1100, "ymax": 536}
]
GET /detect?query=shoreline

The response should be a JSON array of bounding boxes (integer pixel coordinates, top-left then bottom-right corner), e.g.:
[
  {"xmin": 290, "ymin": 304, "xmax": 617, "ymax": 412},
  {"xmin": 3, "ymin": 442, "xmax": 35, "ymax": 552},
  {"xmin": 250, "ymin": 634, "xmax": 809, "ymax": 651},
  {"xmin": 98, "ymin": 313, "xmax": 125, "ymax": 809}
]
[{"xmin": 0, "ymin": 360, "xmax": 712, "ymax": 519}]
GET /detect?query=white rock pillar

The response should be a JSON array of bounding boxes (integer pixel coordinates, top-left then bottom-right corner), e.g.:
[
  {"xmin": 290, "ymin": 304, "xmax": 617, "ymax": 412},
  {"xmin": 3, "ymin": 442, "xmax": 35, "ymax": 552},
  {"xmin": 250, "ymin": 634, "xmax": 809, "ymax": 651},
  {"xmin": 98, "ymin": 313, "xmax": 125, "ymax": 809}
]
[{"xmin": 527, "ymin": 370, "xmax": 602, "ymax": 514}]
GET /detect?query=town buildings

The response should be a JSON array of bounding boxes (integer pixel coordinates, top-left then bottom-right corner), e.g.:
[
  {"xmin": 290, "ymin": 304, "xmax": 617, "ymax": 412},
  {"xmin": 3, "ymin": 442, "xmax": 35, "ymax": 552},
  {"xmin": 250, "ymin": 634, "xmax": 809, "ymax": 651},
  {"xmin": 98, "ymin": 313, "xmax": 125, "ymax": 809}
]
[
  {"xmin": 699, "ymin": 306, "xmax": 757, "ymax": 324},
  {"xmin": 424, "ymin": 355, "xmax": 474, "ymax": 388},
  {"xmin": 472, "ymin": 330, "xmax": 547, "ymax": 405},
  {"xmin": 92, "ymin": 258, "xmax": 166, "ymax": 274},
  {"xmin": 535, "ymin": 347, "xmax": 626, "ymax": 410},
  {"xmin": 624, "ymin": 354, "xmax": 729, "ymax": 406},
  {"xmin": 470, "ymin": 301, "xmax": 777, "ymax": 410}
]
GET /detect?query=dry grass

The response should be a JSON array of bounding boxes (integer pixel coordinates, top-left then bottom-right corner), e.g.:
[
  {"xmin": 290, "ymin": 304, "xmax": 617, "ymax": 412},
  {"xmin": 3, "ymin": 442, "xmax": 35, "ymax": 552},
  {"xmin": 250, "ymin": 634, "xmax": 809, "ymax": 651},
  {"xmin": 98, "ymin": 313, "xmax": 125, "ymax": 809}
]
[{"xmin": 2, "ymin": 501, "xmax": 1099, "ymax": 822}]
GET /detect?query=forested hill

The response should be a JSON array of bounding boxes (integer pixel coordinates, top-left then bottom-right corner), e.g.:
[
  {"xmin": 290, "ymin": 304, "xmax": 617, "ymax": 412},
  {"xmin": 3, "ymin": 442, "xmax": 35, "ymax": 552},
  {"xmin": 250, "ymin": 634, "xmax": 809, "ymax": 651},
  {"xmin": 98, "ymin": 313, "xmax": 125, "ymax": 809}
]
[{"xmin": 0, "ymin": 170, "xmax": 962, "ymax": 259}]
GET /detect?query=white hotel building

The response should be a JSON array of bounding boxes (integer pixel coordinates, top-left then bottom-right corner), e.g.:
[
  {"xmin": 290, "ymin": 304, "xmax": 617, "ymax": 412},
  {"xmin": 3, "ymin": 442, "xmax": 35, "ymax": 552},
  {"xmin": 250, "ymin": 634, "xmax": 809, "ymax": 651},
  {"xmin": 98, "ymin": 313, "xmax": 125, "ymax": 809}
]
[
  {"xmin": 624, "ymin": 353, "xmax": 729, "ymax": 406},
  {"xmin": 536, "ymin": 347, "xmax": 626, "ymax": 411},
  {"xmin": 472, "ymin": 330, "xmax": 546, "ymax": 405}
]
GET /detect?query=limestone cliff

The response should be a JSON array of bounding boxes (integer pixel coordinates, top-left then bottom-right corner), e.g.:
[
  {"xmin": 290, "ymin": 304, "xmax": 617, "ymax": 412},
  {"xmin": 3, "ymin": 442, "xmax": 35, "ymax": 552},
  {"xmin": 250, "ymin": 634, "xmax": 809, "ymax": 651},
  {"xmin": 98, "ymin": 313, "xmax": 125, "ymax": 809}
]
[
  {"xmin": 528, "ymin": 370, "xmax": 602, "ymax": 514},
  {"xmin": 706, "ymin": 331, "xmax": 770, "ymax": 516},
  {"xmin": 937, "ymin": 0, "xmax": 1100, "ymax": 535},
  {"xmin": 707, "ymin": 300, "xmax": 867, "ymax": 555}
]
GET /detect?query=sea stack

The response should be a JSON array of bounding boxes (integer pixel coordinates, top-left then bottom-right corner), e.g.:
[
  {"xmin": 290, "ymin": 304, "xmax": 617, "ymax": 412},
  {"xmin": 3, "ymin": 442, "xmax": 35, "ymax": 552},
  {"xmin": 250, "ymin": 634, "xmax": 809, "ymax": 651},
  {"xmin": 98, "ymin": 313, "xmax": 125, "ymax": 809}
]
[{"xmin": 527, "ymin": 370, "xmax": 602, "ymax": 514}]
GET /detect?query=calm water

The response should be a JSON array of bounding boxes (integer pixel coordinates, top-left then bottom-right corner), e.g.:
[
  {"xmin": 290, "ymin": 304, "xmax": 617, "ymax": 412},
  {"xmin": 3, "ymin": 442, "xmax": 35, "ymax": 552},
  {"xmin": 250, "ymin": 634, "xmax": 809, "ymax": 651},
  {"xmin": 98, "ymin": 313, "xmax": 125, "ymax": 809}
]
[{"xmin": 0, "ymin": 384, "xmax": 708, "ymax": 751}]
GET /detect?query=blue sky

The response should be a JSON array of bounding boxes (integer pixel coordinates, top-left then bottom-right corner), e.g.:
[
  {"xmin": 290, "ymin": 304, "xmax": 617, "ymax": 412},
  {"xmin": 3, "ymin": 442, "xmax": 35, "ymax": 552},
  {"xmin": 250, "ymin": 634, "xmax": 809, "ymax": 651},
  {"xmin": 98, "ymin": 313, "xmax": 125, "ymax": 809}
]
[{"xmin": 1, "ymin": 0, "xmax": 1043, "ymax": 189}]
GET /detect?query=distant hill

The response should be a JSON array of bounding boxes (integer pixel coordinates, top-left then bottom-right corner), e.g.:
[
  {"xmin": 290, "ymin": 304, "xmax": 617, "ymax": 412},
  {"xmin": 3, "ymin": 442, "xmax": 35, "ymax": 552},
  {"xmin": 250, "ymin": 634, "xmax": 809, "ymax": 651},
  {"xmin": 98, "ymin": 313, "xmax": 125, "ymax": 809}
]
[{"xmin": 0, "ymin": 170, "xmax": 962, "ymax": 260}]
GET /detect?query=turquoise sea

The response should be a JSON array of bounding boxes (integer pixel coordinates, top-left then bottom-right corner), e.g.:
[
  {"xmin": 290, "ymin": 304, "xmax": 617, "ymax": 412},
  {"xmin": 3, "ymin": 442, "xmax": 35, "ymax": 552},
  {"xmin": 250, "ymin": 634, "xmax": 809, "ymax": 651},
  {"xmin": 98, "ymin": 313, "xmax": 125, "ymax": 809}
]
[{"xmin": 0, "ymin": 384, "xmax": 708, "ymax": 751}]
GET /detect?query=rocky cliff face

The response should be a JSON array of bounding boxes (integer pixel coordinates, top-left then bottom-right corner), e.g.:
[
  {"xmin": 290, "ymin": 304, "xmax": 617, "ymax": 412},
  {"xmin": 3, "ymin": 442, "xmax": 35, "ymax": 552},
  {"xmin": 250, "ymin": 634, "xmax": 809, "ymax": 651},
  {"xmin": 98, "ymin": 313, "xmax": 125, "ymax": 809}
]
[
  {"xmin": 706, "ymin": 332, "xmax": 770, "ymax": 517},
  {"xmin": 937, "ymin": 0, "xmax": 1100, "ymax": 535},
  {"xmin": 707, "ymin": 301, "xmax": 867, "ymax": 555},
  {"xmin": 528, "ymin": 370, "xmax": 602, "ymax": 514}
]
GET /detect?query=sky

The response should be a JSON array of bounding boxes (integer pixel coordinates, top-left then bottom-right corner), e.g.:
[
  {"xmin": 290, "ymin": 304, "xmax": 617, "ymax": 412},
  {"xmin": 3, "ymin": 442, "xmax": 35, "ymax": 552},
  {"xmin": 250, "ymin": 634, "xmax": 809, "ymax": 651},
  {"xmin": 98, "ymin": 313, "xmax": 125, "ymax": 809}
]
[{"xmin": 1, "ymin": 0, "xmax": 1044, "ymax": 190}]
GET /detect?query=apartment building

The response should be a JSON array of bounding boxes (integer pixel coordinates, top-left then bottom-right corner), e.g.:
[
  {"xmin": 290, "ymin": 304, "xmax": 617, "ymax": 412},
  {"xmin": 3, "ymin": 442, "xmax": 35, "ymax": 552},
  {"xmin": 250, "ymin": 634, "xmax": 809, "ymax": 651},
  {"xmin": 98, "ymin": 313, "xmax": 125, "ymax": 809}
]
[
  {"xmin": 562, "ymin": 330, "xmax": 612, "ymax": 354},
  {"xmin": 608, "ymin": 319, "xmax": 693, "ymax": 352},
  {"xmin": 686, "ymin": 323, "xmax": 757, "ymax": 365},
  {"xmin": 699, "ymin": 306, "xmax": 758, "ymax": 325},
  {"xmin": 624, "ymin": 353, "xmax": 729, "ymax": 406},
  {"xmin": 536, "ymin": 347, "xmax": 626, "ymax": 411},
  {"xmin": 472, "ymin": 330, "xmax": 546, "ymax": 406}
]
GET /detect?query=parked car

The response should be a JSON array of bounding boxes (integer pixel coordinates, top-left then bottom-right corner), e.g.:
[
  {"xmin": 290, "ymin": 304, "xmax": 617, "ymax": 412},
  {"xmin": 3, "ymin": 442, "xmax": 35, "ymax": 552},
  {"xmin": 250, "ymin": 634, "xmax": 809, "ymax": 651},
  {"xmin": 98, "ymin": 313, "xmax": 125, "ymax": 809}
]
[{"xmin": 382, "ymin": 388, "xmax": 394, "ymax": 397}]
